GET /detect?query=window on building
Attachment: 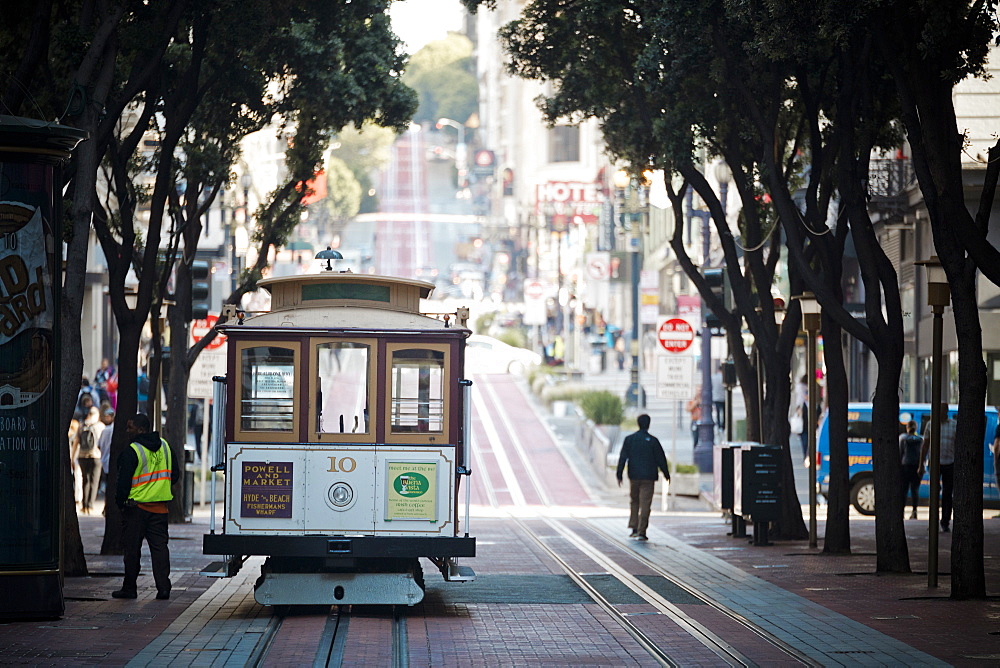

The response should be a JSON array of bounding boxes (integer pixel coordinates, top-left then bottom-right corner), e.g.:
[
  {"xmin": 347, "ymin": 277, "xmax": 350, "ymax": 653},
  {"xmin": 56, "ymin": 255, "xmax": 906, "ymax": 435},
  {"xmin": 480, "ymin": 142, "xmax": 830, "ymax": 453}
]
[{"xmin": 549, "ymin": 125, "xmax": 580, "ymax": 163}]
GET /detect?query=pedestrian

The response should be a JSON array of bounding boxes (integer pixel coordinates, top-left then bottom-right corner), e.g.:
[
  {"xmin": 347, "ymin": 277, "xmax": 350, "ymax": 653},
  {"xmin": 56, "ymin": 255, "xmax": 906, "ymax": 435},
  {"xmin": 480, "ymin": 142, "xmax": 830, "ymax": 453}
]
[
  {"xmin": 137, "ymin": 367, "xmax": 150, "ymax": 414},
  {"xmin": 113, "ymin": 413, "xmax": 180, "ymax": 600},
  {"xmin": 711, "ymin": 367, "xmax": 725, "ymax": 433},
  {"xmin": 614, "ymin": 333, "xmax": 626, "ymax": 370},
  {"xmin": 188, "ymin": 401, "xmax": 204, "ymax": 454},
  {"xmin": 793, "ymin": 375, "xmax": 808, "ymax": 465},
  {"xmin": 68, "ymin": 418, "xmax": 82, "ymax": 505},
  {"xmin": 77, "ymin": 406, "xmax": 104, "ymax": 514},
  {"xmin": 899, "ymin": 420, "xmax": 923, "ymax": 519},
  {"xmin": 98, "ymin": 408, "xmax": 116, "ymax": 503},
  {"xmin": 686, "ymin": 390, "xmax": 702, "ymax": 448},
  {"xmin": 94, "ymin": 358, "xmax": 116, "ymax": 403},
  {"xmin": 919, "ymin": 403, "xmax": 956, "ymax": 533},
  {"xmin": 75, "ymin": 379, "xmax": 99, "ymax": 421},
  {"xmin": 992, "ymin": 418, "xmax": 1000, "ymax": 518},
  {"xmin": 616, "ymin": 414, "xmax": 671, "ymax": 541}
]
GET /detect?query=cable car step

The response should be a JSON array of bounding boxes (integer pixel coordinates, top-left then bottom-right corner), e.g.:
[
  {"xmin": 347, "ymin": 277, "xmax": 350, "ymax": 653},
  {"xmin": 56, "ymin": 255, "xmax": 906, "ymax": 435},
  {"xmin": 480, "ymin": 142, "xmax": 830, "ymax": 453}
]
[
  {"xmin": 445, "ymin": 560, "xmax": 476, "ymax": 582},
  {"xmin": 200, "ymin": 561, "xmax": 230, "ymax": 578}
]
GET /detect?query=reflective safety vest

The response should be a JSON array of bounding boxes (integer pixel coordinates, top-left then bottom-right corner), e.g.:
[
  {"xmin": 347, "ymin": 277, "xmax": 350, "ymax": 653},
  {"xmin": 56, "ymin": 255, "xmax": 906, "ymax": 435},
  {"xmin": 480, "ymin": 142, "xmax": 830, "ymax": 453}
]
[{"xmin": 129, "ymin": 439, "xmax": 174, "ymax": 503}]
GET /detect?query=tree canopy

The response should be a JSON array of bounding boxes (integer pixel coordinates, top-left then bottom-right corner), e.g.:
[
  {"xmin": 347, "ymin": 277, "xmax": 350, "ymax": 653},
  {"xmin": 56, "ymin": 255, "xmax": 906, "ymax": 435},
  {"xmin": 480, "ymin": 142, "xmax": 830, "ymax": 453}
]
[{"xmin": 403, "ymin": 33, "xmax": 479, "ymax": 124}]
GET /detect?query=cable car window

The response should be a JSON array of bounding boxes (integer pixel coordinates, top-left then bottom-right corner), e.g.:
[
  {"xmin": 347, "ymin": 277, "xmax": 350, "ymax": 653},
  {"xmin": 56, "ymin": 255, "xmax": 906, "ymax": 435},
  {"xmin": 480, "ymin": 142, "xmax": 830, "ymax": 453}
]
[
  {"xmin": 240, "ymin": 346, "xmax": 296, "ymax": 432},
  {"xmin": 390, "ymin": 349, "xmax": 445, "ymax": 434},
  {"xmin": 316, "ymin": 341, "xmax": 370, "ymax": 434}
]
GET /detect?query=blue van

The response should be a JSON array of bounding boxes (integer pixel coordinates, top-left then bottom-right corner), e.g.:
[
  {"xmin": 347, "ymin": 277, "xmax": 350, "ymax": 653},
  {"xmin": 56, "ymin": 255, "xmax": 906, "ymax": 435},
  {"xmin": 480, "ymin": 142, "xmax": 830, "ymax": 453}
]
[{"xmin": 817, "ymin": 403, "xmax": 1000, "ymax": 515}]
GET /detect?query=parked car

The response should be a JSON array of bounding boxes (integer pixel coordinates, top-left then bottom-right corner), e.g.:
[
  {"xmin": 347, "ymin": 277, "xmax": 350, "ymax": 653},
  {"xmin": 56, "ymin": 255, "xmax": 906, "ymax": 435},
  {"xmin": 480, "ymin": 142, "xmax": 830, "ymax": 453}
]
[
  {"xmin": 465, "ymin": 334, "xmax": 541, "ymax": 375},
  {"xmin": 817, "ymin": 402, "xmax": 1000, "ymax": 515}
]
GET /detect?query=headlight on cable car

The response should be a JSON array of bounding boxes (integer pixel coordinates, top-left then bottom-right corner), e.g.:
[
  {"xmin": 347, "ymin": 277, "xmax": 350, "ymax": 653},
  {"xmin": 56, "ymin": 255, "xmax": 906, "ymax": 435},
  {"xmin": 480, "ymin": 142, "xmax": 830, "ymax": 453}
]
[{"xmin": 327, "ymin": 482, "xmax": 355, "ymax": 510}]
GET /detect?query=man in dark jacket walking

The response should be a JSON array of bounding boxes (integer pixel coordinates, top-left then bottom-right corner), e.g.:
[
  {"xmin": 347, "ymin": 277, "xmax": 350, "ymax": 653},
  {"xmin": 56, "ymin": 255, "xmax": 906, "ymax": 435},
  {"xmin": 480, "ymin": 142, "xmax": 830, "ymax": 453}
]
[
  {"xmin": 616, "ymin": 414, "xmax": 670, "ymax": 540},
  {"xmin": 112, "ymin": 414, "xmax": 181, "ymax": 600}
]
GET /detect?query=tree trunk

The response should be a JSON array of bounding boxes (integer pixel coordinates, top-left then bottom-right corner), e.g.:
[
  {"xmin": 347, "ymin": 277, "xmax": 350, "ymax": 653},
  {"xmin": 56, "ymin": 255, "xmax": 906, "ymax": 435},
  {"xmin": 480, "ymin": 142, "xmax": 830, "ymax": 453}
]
[
  {"xmin": 870, "ymin": 353, "xmax": 908, "ymax": 572},
  {"xmin": 165, "ymin": 305, "xmax": 191, "ymax": 524},
  {"xmin": 932, "ymin": 225, "xmax": 987, "ymax": 598},
  {"xmin": 765, "ymin": 350, "xmax": 807, "ymax": 540},
  {"xmin": 821, "ymin": 315, "xmax": 851, "ymax": 554},
  {"xmin": 100, "ymin": 326, "xmax": 141, "ymax": 555},
  {"xmin": 949, "ymin": 262, "xmax": 987, "ymax": 599},
  {"xmin": 59, "ymin": 129, "xmax": 102, "ymax": 577}
]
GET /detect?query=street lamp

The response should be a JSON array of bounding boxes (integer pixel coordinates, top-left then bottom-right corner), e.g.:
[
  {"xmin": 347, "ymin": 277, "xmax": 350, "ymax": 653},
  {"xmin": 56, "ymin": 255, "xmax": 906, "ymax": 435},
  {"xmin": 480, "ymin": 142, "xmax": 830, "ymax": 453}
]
[
  {"xmin": 236, "ymin": 172, "xmax": 252, "ymax": 292},
  {"xmin": 614, "ymin": 169, "xmax": 646, "ymax": 408},
  {"xmin": 688, "ymin": 185, "xmax": 715, "ymax": 472},
  {"xmin": 916, "ymin": 255, "xmax": 949, "ymax": 587},
  {"xmin": 436, "ymin": 117, "xmax": 467, "ymax": 189},
  {"xmin": 795, "ymin": 292, "xmax": 821, "ymax": 549}
]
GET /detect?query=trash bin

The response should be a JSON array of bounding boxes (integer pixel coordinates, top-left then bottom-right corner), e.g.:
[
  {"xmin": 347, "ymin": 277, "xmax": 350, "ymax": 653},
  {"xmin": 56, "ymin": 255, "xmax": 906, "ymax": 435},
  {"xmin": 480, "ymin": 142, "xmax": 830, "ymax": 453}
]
[
  {"xmin": 184, "ymin": 444, "xmax": 196, "ymax": 521},
  {"xmin": 733, "ymin": 444, "xmax": 782, "ymax": 545},
  {"xmin": 589, "ymin": 337, "xmax": 607, "ymax": 373}
]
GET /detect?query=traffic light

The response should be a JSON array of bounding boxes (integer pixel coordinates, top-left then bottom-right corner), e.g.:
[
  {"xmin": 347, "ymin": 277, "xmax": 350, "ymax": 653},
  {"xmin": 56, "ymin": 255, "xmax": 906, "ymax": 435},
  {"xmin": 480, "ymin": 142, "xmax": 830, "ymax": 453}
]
[
  {"xmin": 191, "ymin": 260, "xmax": 210, "ymax": 321},
  {"xmin": 703, "ymin": 267, "xmax": 727, "ymax": 330}
]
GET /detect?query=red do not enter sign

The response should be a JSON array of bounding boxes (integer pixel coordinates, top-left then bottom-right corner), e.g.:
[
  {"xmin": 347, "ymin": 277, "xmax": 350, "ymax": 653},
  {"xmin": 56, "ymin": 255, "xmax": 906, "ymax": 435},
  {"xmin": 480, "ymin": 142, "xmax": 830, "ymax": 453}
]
[
  {"xmin": 191, "ymin": 314, "xmax": 226, "ymax": 350},
  {"xmin": 658, "ymin": 317, "xmax": 695, "ymax": 353}
]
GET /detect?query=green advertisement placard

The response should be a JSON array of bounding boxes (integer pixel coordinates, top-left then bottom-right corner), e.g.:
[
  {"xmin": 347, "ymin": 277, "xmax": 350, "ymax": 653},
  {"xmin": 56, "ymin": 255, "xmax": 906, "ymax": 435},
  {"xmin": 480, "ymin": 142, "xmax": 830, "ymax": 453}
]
[{"xmin": 385, "ymin": 461, "xmax": 437, "ymax": 521}]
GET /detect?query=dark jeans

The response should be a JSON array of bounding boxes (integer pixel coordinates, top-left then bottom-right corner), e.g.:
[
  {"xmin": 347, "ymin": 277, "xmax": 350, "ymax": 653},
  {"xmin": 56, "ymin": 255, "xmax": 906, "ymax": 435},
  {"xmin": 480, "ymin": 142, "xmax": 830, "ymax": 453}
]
[
  {"xmin": 628, "ymin": 479, "xmax": 656, "ymax": 536},
  {"xmin": 78, "ymin": 458, "xmax": 101, "ymax": 511},
  {"xmin": 940, "ymin": 463, "xmax": 954, "ymax": 527},
  {"xmin": 714, "ymin": 401, "xmax": 725, "ymax": 431},
  {"xmin": 121, "ymin": 505, "xmax": 171, "ymax": 594},
  {"xmin": 900, "ymin": 463, "xmax": 920, "ymax": 512}
]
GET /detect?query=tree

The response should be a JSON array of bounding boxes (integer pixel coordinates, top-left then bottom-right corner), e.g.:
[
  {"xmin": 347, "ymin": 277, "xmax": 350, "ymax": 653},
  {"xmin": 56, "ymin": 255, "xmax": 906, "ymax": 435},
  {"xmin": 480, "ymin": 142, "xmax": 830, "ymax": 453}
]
[
  {"xmin": 1, "ymin": 0, "xmax": 416, "ymax": 564},
  {"xmin": 403, "ymin": 33, "xmax": 479, "ymax": 125},
  {"xmin": 1, "ymin": 0, "xmax": 195, "ymax": 574},
  {"xmin": 319, "ymin": 156, "xmax": 363, "ymax": 238},
  {"xmin": 490, "ymin": 0, "xmax": 814, "ymax": 538},
  {"xmin": 331, "ymin": 123, "xmax": 398, "ymax": 213},
  {"xmin": 872, "ymin": 0, "xmax": 1000, "ymax": 599}
]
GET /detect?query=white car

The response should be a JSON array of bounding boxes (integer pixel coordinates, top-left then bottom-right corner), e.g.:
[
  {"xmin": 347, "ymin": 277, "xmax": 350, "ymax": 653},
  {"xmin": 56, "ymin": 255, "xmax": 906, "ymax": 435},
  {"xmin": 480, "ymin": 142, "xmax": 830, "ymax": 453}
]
[{"xmin": 465, "ymin": 334, "xmax": 542, "ymax": 375}]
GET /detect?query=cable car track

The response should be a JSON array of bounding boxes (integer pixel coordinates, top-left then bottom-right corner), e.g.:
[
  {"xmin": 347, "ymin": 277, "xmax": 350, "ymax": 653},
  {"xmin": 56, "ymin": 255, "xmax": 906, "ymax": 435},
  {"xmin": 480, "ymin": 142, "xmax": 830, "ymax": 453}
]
[
  {"xmin": 250, "ymin": 605, "xmax": 409, "ymax": 666},
  {"xmin": 473, "ymin": 374, "xmax": 815, "ymax": 666},
  {"xmin": 578, "ymin": 518, "xmax": 822, "ymax": 667}
]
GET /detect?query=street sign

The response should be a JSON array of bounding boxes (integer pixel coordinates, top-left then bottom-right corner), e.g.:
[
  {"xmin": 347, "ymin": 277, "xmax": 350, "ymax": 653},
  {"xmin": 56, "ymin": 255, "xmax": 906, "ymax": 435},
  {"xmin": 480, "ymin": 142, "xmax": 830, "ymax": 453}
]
[
  {"xmin": 586, "ymin": 252, "xmax": 610, "ymax": 281},
  {"xmin": 192, "ymin": 314, "xmax": 226, "ymax": 350},
  {"xmin": 523, "ymin": 279, "xmax": 548, "ymax": 326},
  {"xmin": 657, "ymin": 317, "xmax": 695, "ymax": 354},
  {"xmin": 524, "ymin": 279, "xmax": 545, "ymax": 300},
  {"xmin": 656, "ymin": 356, "xmax": 696, "ymax": 400},
  {"xmin": 188, "ymin": 350, "xmax": 226, "ymax": 399}
]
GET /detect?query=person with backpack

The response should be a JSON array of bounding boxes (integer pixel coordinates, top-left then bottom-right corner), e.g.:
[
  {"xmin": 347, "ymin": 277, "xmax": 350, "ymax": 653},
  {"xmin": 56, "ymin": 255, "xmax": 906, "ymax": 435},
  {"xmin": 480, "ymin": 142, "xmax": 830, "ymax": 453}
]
[
  {"xmin": 899, "ymin": 420, "xmax": 923, "ymax": 520},
  {"xmin": 77, "ymin": 406, "xmax": 105, "ymax": 514}
]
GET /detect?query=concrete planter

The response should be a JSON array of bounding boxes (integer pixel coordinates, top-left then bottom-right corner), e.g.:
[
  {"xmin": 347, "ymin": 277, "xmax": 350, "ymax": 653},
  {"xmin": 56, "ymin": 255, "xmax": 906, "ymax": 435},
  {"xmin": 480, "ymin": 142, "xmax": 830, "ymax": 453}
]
[{"xmin": 671, "ymin": 473, "xmax": 701, "ymax": 497}]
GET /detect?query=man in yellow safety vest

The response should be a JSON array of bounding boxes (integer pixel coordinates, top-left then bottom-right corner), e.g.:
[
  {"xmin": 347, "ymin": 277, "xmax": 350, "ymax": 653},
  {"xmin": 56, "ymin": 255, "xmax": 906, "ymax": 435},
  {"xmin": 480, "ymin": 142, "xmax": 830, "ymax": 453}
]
[{"xmin": 112, "ymin": 413, "xmax": 181, "ymax": 600}]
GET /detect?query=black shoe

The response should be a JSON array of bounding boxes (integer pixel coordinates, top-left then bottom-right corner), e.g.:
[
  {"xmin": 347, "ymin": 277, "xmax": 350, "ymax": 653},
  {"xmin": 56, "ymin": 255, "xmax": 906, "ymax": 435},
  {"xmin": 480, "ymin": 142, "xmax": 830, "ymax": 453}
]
[
  {"xmin": 112, "ymin": 589, "xmax": 137, "ymax": 599},
  {"xmin": 941, "ymin": 524, "xmax": 950, "ymax": 533},
  {"xmin": 629, "ymin": 531, "xmax": 639, "ymax": 538},
  {"xmin": 635, "ymin": 534, "xmax": 648, "ymax": 541},
  {"xmin": 156, "ymin": 590, "xmax": 170, "ymax": 600}
]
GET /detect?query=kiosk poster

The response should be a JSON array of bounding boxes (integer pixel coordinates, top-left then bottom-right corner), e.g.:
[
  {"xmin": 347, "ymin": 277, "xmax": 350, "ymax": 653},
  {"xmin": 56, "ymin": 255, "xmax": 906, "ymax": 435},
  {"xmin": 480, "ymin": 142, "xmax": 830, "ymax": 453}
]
[
  {"xmin": 0, "ymin": 183, "xmax": 58, "ymax": 567},
  {"xmin": 240, "ymin": 461, "xmax": 293, "ymax": 518},
  {"xmin": 385, "ymin": 461, "xmax": 437, "ymax": 521}
]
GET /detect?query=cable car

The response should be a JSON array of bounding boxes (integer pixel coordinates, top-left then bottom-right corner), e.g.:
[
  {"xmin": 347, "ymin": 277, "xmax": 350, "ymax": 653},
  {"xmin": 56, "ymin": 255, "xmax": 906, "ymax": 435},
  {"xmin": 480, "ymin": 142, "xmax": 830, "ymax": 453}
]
[{"xmin": 202, "ymin": 266, "xmax": 475, "ymax": 606}]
